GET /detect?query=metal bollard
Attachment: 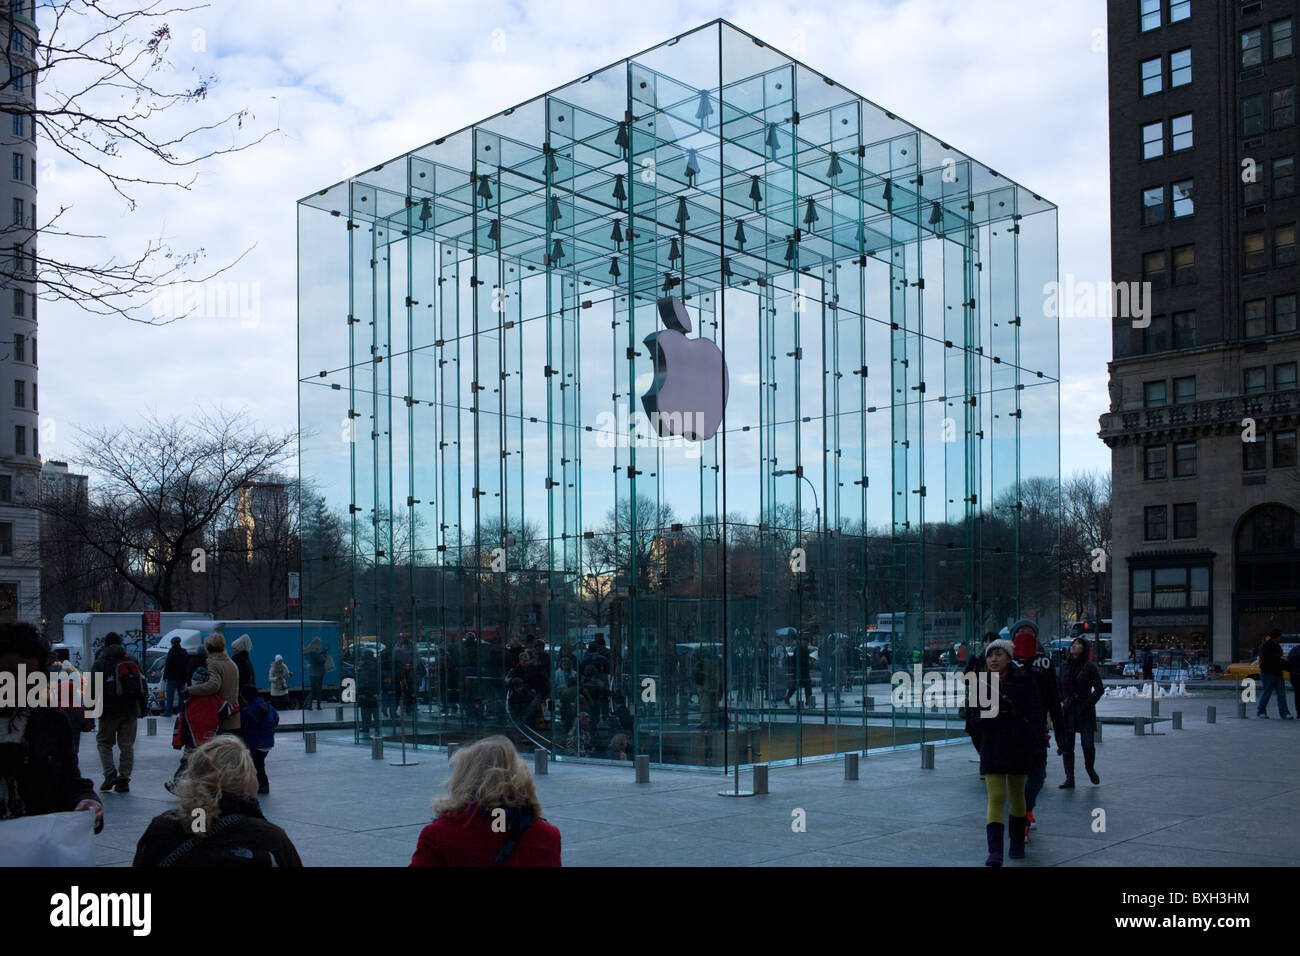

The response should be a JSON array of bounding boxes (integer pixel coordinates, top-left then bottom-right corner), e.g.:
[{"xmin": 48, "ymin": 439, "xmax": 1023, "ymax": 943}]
[
  {"xmin": 447, "ymin": 742, "xmax": 460, "ymax": 761},
  {"xmin": 371, "ymin": 737, "xmax": 384, "ymax": 759},
  {"xmin": 535, "ymin": 749, "xmax": 548, "ymax": 775},
  {"xmin": 146, "ymin": 717, "xmax": 157, "ymax": 737},
  {"xmin": 1134, "ymin": 717, "xmax": 1145, "ymax": 736},
  {"xmin": 752, "ymin": 763, "xmax": 769, "ymax": 795},
  {"xmin": 1172, "ymin": 711, "xmax": 1183, "ymax": 730},
  {"xmin": 920, "ymin": 743, "xmax": 935, "ymax": 769},
  {"xmin": 1238, "ymin": 701, "xmax": 1248, "ymax": 719},
  {"xmin": 1207, "ymin": 705, "xmax": 1217, "ymax": 724},
  {"xmin": 305, "ymin": 731, "xmax": 317, "ymax": 753},
  {"xmin": 635, "ymin": 755, "xmax": 650, "ymax": 784},
  {"xmin": 336, "ymin": 706, "xmax": 344, "ymax": 721},
  {"xmin": 844, "ymin": 752, "xmax": 859, "ymax": 780}
]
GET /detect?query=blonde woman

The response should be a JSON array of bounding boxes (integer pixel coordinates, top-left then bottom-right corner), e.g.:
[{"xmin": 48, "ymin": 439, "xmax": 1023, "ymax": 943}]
[
  {"xmin": 187, "ymin": 632, "xmax": 241, "ymax": 732},
  {"xmin": 133, "ymin": 736, "xmax": 301, "ymax": 866},
  {"xmin": 409, "ymin": 736, "xmax": 561, "ymax": 867}
]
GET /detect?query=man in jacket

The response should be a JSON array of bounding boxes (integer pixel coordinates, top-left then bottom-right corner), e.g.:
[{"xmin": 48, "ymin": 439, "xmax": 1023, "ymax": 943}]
[
  {"xmin": 1010, "ymin": 620, "xmax": 1064, "ymax": 831},
  {"xmin": 1256, "ymin": 628, "xmax": 1293, "ymax": 719},
  {"xmin": 162, "ymin": 635, "xmax": 189, "ymax": 718},
  {"xmin": 186, "ymin": 632, "xmax": 241, "ymax": 733},
  {"xmin": 92, "ymin": 632, "xmax": 147, "ymax": 793}
]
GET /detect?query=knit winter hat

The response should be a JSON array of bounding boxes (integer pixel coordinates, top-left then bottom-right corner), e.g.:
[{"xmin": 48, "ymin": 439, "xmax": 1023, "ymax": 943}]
[
  {"xmin": 985, "ymin": 639, "xmax": 1015, "ymax": 660},
  {"xmin": 1010, "ymin": 619, "xmax": 1039, "ymax": 659},
  {"xmin": 103, "ymin": 632, "xmax": 122, "ymax": 646}
]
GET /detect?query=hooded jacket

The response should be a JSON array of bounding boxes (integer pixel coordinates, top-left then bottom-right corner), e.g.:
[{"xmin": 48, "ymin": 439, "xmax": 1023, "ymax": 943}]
[
  {"xmin": 230, "ymin": 635, "xmax": 255, "ymax": 690},
  {"xmin": 188, "ymin": 651, "xmax": 241, "ymax": 731},
  {"xmin": 133, "ymin": 794, "xmax": 302, "ymax": 867},
  {"xmin": 238, "ymin": 696, "xmax": 279, "ymax": 750}
]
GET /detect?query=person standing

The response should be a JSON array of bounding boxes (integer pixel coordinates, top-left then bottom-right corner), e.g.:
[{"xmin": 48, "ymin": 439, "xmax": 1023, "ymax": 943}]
[
  {"xmin": 91, "ymin": 632, "xmax": 147, "ymax": 793},
  {"xmin": 268, "ymin": 655, "xmax": 292, "ymax": 711},
  {"xmin": 162, "ymin": 636, "xmax": 189, "ymax": 719},
  {"xmin": 964, "ymin": 633, "xmax": 999, "ymax": 765},
  {"xmin": 303, "ymin": 638, "xmax": 327, "ymax": 710},
  {"xmin": 784, "ymin": 637, "xmax": 813, "ymax": 708},
  {"xmin": 978, "ymin": 638, "xmax": 1043, "ymax": 865},
  {"xmin": 230, "ymin": 634, "xmax": 255, "ymax": 693},
  {"xmin": 1140, "ymin": 644, "xmax": 1155, "ymax": 682},
  {"xmin": 187, "ymin": 632, "xmax": 241, "ymax": 734},
  {"xmin": 1058, "ymin": 637, "xmax": 1105, "ymax": 787},
  {"xmin": 1256, "ymin": 628, "xmax": 1293, "ymax": 719},
  {"xmin": 1010, "ymin": 620, "xmax": 1063, "ymax": 834},
  {"xmin": 237, "ymin": 684, "xmax": 279, "ymax": 794}
]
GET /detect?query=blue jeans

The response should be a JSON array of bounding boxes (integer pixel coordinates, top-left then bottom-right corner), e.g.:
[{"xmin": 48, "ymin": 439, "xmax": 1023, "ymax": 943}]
[
  {"xmin": 164, "ymin": 680, "xmax": 184, "ymax": 717},
  {"xmin": 1258, "ymin": 673, "xmax": 1291, "ymax": 716},
  {"xmin": 1025, "ymin": 753, "xmax": 1047, "ymax": 813}
]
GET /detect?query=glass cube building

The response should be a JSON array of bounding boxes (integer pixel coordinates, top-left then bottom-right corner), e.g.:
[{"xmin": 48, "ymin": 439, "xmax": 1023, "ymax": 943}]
[{"xmin": 297, "ymin": 20, "xmax": 1060, "ymax": 767}]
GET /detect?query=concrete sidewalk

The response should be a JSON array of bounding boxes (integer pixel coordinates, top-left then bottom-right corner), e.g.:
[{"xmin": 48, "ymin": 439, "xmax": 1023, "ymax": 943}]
[{"xmin": 86, "ymin": 701, "xmax": 1299, "ymax": 867}]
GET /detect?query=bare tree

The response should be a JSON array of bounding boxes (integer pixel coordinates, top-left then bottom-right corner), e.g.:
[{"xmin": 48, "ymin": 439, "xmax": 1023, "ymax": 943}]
[
  {"xmin": 37, "ymin": 406, "xmax": 295, "ymax": 610},
  {"xmin": 3, "ymin": 0, "xmax": 275, "ymax": 322}
]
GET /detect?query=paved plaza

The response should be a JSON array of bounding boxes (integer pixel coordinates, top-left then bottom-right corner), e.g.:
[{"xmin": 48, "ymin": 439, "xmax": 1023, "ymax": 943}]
[{"xmin": 87, "ymin": 687, "xmax": 1299, "ymax": 867}]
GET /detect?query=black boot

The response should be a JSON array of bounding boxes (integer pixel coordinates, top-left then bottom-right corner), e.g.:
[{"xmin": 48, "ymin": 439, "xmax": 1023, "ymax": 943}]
[
  {"xmin": 1084, "ymin": 745, "xmax": 1100, "ymax": 784},
  {"xmin": 1008, "ymin": 816, "xmax": 1027, "ymax": 859},
  {"xmin": 985, "ymin": 822, "xmax": 1005, "ymax": 867},
  {"xmin": 1059, "ymin": 777, "xmax": 1075, "ymax": 788}
]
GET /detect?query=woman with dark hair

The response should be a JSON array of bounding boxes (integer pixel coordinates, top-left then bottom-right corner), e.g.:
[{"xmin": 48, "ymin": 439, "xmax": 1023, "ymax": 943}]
[
  {"xmin": 978, "ymin": 638, "xmax": 1044, "ymax": 866},
  {"xmin": 963, "ymin": 632, "xmax": 1001, "ymax": 765},
  {"xmin": 0, "ymin": 623, "xmax": 102, "ymax": 835},
  {"xmin": 1058, "ymin": 637, "xmax": 1104, "ymax": 787}
]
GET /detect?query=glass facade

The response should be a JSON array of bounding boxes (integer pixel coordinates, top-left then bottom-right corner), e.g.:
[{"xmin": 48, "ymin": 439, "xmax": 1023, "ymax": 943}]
[{"xmin": 296, "ymin": 20, "xmax": 1060, "ymax": 768}]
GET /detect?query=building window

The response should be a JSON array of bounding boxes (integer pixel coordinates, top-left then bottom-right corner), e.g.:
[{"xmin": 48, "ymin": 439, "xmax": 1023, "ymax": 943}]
[
  {"xmin": 1170, "ymin": 47, "xmax": 1192, "ymax": 86},
  {"xmin": 1172, "ymin": 245, "xmax": 1195, "ymax": 284},
  {"xmin": 1173, "ymin": 375, "xmax": 1196, "ymax": 403},
  {"xmin": 1277, "ymin": 431, "xmax": 1298, "ymax": 468},
  {"xmin": 1275, "ymin": 156, "xmax": 1296, "ymax": 199},
  {"xmin": 10, "ymin": 69, "xmax": 21, "ymax": 94},
  {"xmin": 1241, "ymin": 94, "xmax": 1266, "ymax": 137},
  {"xmin": 1171, "ymin": 179, "xmax": 1194, "ymax": 217},
  {"xmin": 10, "ymin": 153, "xmax": 21, "ymax": 182},
  {"xmin": 1174, "ymin": 441, "xmax": 1197, "ymax": 477},
  {"xmin": 1173, "ymin": 503, "xmax": 1197, "ymax": 539},
  {"xmin": 1244, "ymin": 438, "xmax": 1266, "ymax": 471},
  {"xmin": 1144, "ymin": 314, "xmax": 1170, "ymax": 353},
  {"xmin": 1133, "ymin": 569, "xmax": 1153, "ymax": 609},
  {"xmin": 0, "ymin": 476, "xmax": 9, "ymax": 503},
  {"xmin": 1145, "ymin": 505, "xmax": 1168, "ymax": 541},
  {"xmin": 1276, "ymin": 362, "xmax": 1298, "ymax": 391},
  {"xmin": 7, "ymin": 32, "xmax": 18, "ymax": 54},
  {"xmin": 1243, "ymin": 27, "xmax": 1264, "ymax": 69},
  {"xmin": 13, "ymin": 381, "xmax": 23, "ymax": 408},
  {"xmin": 11, "ymin": 334, "xmax": 21, "ymax": 363},
  {"xmin": 1155, "ymin": 567, "xmax": 1187, "ymax": 605},
  {"xmin": 1142, "ymin": 120, "xmax": 1164, "ymax": 159},
  {"xmin": 1169, "ymin": 0, "xmax": 1189, "ymax": 22},
  {"xmin": 1141, "ymin": 56, "xmax": 1163, "ymax": 95},
  {"xmin": 1243, "ymin": 171, "xmax": 1266, "ymax": 206},
  {"xmin": 1245, "ymin": 299, "xmax": 1268, "ymax": 338},
  {"xmin": 10, "ymin": 198, "xmax": 19, "ymax": 227},
  {"xmin": 11, "ymin": 290, "xmax": 21, "ymax": 318},
  {"xmin": 1142, "ymin": 250, "xmax": 1167, "ymax": 286},
  {"xmin": 1172, "ymin": 310, "xmax": 1196, "ymax": 348},
  {"xmin": 1145, "ymin": 444, "xmax": 1168, "ymax": 480},
  {"xmin": 32, "ymin": 426, "xmax": 36, "ymax": 459},
  {"xmin": 1189, "ymin": 567, "xmax": 1209, "ymax": 606},
  {"xmin": 1274, "ymin": 86, "xmax": 1296, "ymax": 129},
  {"xmin": 1141, "ymin": 0, "xmax": 1161, "ymax": 31},
  {"xmin": 9, "ymin": 114, "xmax": 19, "ymax": 138},
  {"xmin": 1143, "ymin": 185, "xmax": 1166, "ymax": 224},
  {"xmin": 1244, "ymin": 366, "xmax": 1267, "ymax": 394},
  {"xmin": 1275, "ymin": 224, "xmax": 1296, "ymax": 267},
  {"xmin": 1144, "ymin": 379, "xmax": 1167, "ymax": 406},
  {"xmin": 30, "ymin": 384, "xmax": 34, "ymax": 411},
  {"xmin": 1276, "ymin": 293, "xmax": 1297, "ymax": 333},
  {"xmin": 1244, "ymin": 231, "xmax": 1267, "ymax": 273},
  {"xmin": 1273, "ymin": 18, "xmax": 1294, "ymax": 59},
  {"xmin": 0, "ymin": 523, "xmax": 11, "ymax": 557},
  {"xmin": 1170, "ymin": 112, "xmax": 1193, "ymax": 151},
  {"xmin": 13, "ymin": 426, "xmax": 23, "ymax": 457}
]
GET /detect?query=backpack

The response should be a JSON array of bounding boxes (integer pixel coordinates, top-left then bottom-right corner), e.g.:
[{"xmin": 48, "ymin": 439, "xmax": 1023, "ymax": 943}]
[{"xmin": 112, "ymin": 658, "xmax": 144, "ymax": 698}]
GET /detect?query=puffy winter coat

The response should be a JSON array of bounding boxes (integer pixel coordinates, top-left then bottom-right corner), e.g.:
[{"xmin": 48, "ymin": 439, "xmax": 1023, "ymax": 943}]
[
  {"xmin": 409, "ymin": 807, "xmax": 561, "ymax": 867},
  {"xmin": 238, "ymin": 697, "xmax": 279, "ymax": 751},
  {"xmin": 133, "ymin": 795, "xmax": 302, "ymax": 867},
  {"xmin": 1059, "ymin": 658, "xmax": 1105, "ymax": 733},
  {"xmin": 978, "ymin": 663, "xmax": 1045, "ymax": 775},
  {"xmin": 187, "ymin": 651, "xmax": 241, "ymax": 731}
]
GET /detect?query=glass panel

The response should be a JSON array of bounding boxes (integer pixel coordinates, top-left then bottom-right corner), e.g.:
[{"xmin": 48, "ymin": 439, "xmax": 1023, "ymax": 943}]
[
  {"xmin": 1170, "ymin": 48, "xmax": 1192, "ymax": 87},
  {"xmin": 1189, "ymin": 567, "xmax": 1209, "ymax": 605},
  {"xmin": 1143, "ymin": 185, "xmax": 1165, "ymax": 224},
  {"xmin": 1171, "ymin": 179, "xmax": 1194, "ymax": 217},
  {"xmin": 1141, "ymin": 0, "xmax": 1161, "ymax": 31},
  {"xmin": 1242, "ymin": 28, "xmax": 1264, "ymax": 69},
  {"xmin": 1141, "ymin": 57, "xmax": 1163, "ymax": 95},
  {"xmin": 1154, "ymin": 567, "xmax": 1186, "ymax": 606},
  {"xmin": 1273, "ymin": 19, "xmax": 1294, "ymax": 59}
]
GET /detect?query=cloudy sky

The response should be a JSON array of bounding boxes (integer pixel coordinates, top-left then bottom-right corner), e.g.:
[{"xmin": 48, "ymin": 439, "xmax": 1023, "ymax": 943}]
[{"xmin": 38, "ymin": 0, "xmax": 1112, "ymax": 480}]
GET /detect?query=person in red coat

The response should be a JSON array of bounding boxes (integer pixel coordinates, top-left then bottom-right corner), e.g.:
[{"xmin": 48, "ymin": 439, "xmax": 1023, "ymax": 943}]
[{"xmin": 409, "ymin": 735, "xmax": 561, "ymax": 867}]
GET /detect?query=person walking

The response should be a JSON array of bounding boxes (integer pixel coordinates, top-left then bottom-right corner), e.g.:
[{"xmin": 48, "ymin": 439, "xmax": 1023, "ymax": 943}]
[
  {"xmin": 356, "ymin": 650, "xmax": 381, "ymax": 737},
  {"xmin": 237, "ymin": 684, "xmax": 278, "ymax": 794},
  {"xmin": 978, "ymin": 638, "xmax": 1044, "ymax": 866},
  {"xmin": 1256, "ymin": 628, "xmax": 1293, "ymax": 719},
  {"xmin": 1140, "ymin": 644, "xmax": 1155, "ymax": 682},
  {"xmin": 187, "ymin": 632, "xmax": 242, "ymax": 734},
  {"xmin": 303, "ymin": 638, "xmax": 328, "ymax": 710},
  {"xmin": 162, "ymin": 636, "xmax": 188, "ymax": 719},
  {"xmin": 230, "ymin": 634, "xmax": 255, "ymax": 692},
  {"xmin": 134, "ymin": 736, "xmax": 302, "ymax": 867},
  {"xmin": 1058, "ymin": 637, "xmax": 1105, "ymax": 787},
  {"xmin": 268, "ymin": 655, "xmax": 292, "ymax": 711},
  {"xmin": 91, "ymin": 632, "xmax": 147, "ymax": 794},
  {"xmin": 784, "ymin": 637, "xmax": 813, "ymax": 708},
  {"xmin": 964, "ymin": 633, "xmax": 1000, "ymax": 767},
  {"xmin": 1287, "ymin": 639, "xmax": 1300, "ymax": 718},
  {"xmin": 409, "ymin": 735, "xmax": 561, "ymax": 867},
  {"xmin": 1010, "ymin": 620, "xmax": 1063, "ymax": 834},
  {"xmin": 166, "ymin": 653, "xmax": 219, "ymax": 792}
]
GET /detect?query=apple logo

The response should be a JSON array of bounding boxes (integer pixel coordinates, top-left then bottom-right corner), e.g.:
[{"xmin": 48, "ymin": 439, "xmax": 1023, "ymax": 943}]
[{"xmin": 640, "ymin": 296, "xmax": 729, "ymax": 441}]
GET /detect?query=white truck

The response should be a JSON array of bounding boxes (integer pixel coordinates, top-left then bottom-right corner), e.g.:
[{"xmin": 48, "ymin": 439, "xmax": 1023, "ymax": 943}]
[{"xmin": 59, "ymin": 611, "xmax": 213, "ymax": 674}]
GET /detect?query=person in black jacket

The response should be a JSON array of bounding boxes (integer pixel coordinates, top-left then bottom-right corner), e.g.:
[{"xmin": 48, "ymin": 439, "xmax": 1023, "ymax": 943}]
[
  {"xmin": 91, "ymin": 632, "xmax": 147, "ymax": 793},
  {"xmin": 162, "ymin": 636, "xmax": 189, "ymax": 718},
  {"xmin": 0, "ymin": 622, "xmax": 103, "ymax": 834},
  {"xmin": 133, "ymin": 735, "xmax": 301, "ymax": 867},
  {"xmin": 230, "ymin": 634, "xmax": 255, "ymax": 695},
  {"xmin": 1256, "ymin": 628, "xmax": 1293, "ymax": 719},
  {"xmin": 1010, "ymin": 620, "xmax": 1064, "ymax": 832},
  {"xmin": 1058, "ymin": 637, "xmax": 1105, "ymax": 787},
  {"xmin": 964, "ymin": 633, "xmax": 1000, "ymax": 763},
  {"xmin": 978, "ymin": 639, "xmax": 1044, "ymax": 866}
]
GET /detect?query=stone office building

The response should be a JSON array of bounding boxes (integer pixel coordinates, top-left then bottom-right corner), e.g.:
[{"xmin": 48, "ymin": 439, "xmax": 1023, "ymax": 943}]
[{"xmin": 1101, "ymin": 0, "xmax": 1299, "ymax": 665}]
